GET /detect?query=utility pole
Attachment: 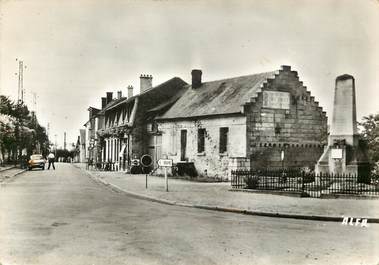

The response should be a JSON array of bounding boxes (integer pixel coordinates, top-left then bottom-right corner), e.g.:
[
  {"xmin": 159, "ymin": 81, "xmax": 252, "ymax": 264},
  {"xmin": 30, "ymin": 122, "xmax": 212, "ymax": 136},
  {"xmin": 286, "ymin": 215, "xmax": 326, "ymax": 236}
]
[
  {"xmin": 54, "ymin": 134, "xmax": 58, "ymax": 156},
  {"xmin": 31, "ymin": 92, "xmax": 37, "ymax": 112},
  {"xmin": 16, "ymin": 59, "xmax": 26, "ymax": 103},
  {"xmin": 64, "ymin": 132, "xmax": 67, "ymax": 150},
  {"xmin": 15, "ymin": 59, "xmax": 27, "ymax": 165}
]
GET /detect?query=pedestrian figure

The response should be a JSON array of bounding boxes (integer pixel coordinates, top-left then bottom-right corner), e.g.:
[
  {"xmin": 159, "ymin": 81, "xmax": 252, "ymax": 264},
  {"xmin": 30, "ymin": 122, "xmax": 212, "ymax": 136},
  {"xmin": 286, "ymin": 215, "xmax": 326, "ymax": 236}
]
[{"xmin": 47, "ymin": 152, "xmax": 55, "ymax": 170}]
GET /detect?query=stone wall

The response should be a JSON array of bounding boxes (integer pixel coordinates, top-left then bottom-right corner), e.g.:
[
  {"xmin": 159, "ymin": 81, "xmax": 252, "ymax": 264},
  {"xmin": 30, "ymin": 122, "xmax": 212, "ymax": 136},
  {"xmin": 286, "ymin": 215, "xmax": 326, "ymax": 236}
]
[
  {"xmin": 228, "ymin": 157, "xmax": 251, "ymax": 177},
  {"xmin": 245, "ymin": 66, "xmax": 328, "ymax": 170},
  {"xmin": 250, "ymin": 145, "xmax": 324, "ymax": 170},
  {"xmin": 158, "ymin": 116, "xmax": 247, "ymax": 178}
]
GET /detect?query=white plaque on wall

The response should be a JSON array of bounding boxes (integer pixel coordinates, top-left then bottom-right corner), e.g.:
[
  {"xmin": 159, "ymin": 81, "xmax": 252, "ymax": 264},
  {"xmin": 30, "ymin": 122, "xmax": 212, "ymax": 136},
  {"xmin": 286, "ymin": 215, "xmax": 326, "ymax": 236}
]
[
  {"xmin": 331, "ymin": 148, "xmax": 343, "ymax": 159},
  {"xmin": 262, "ymin": 91, "xmax": 290, "ymax": 109}
]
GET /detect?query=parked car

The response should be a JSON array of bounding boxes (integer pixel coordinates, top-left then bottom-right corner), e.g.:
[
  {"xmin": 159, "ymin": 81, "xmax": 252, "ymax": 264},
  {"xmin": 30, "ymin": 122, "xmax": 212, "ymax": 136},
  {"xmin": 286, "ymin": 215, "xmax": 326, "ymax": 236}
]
[{"xmin": 28, "ymin": 154, "xmax": 46, "ymax": 170}]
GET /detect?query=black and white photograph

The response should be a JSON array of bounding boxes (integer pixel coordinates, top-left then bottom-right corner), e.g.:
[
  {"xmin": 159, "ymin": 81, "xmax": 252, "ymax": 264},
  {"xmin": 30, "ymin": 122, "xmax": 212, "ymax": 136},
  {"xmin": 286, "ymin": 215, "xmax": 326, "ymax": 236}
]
[{"xmin": 0, "ymin": 0, "xmax": 378, "ymax": 264}]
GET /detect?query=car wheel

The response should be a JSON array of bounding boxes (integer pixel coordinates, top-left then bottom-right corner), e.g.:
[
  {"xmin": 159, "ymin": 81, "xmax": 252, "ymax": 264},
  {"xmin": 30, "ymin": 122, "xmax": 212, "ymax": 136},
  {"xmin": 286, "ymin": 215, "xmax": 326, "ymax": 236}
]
[
  {"xmin": 42, "ymin": 166, "xmax": 45, "ymax": 170},
  {"xmin": 28, "ymin": 167, "xmax": 32, "ymax": 171}
]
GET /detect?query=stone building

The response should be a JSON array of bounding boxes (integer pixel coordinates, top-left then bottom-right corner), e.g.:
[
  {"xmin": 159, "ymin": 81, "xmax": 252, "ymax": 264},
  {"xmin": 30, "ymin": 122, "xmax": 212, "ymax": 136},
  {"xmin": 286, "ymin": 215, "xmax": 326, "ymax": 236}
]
[
  {"xmin": 79, "ymin": 129, "xmax": 86, "ymax": 163},
  {"xmin": 155, "ymin": 66, "xmax": 328, "ymax": 178},
  {"xmin": 83, "ymin": 107, "xmax": 100, "ymax": 163},
  {"xmin": 96, "ymin": 75, "xmax": 187, "ymax": 170}
]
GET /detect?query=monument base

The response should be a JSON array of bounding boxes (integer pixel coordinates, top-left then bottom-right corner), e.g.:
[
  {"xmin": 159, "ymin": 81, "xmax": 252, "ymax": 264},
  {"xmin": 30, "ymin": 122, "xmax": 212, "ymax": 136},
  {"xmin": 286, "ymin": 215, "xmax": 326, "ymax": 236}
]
[{"xmin": 315, "ymin": 137, "xmax": 370, "ymax": 179}]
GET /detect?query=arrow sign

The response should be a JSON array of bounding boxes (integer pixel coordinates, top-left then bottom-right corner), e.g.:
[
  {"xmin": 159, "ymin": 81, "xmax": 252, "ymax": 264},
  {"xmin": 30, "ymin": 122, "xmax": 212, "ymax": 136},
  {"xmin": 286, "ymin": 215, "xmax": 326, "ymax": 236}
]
[{"xmin": 158, "ymin": 159, "xmax": 173, "ymax": 167}]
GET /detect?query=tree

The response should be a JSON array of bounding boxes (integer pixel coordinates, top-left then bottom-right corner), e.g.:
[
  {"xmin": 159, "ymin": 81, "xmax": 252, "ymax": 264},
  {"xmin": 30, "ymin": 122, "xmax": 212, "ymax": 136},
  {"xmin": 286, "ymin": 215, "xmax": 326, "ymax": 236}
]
[
  {"xmin": 0, "ymin": 95, "xmax": 49, "ymax": 163},
  {"xmin": 358, "ymin": 114, "xmax": 379, "ymax": 174},
  {"xmin": 0, "ymin": 114, "xmax": 17, "ymax": 162}
]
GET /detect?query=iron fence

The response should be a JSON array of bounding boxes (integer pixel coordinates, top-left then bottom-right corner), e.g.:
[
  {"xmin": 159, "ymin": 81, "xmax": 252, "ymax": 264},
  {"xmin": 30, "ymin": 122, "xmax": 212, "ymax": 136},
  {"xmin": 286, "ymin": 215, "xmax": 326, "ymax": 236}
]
[{"xmin": 231, "ymin": 169, "xmax": 379, "ymax": 197}]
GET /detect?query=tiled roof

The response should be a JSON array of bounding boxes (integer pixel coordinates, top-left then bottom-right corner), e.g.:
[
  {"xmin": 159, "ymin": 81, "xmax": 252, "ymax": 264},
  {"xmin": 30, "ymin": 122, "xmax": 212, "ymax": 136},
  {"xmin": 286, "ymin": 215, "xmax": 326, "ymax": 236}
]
[
  {"xmin": 103, "ymin": 77, "xmax": 187, "ymax": 114},
  {"xmin": 98, "ymin": 97, "xmax": 128, "ymax": 115},
  {"xmin": 157, "ymin": 71, "xmax": 277, "ymax": 120},
  {"xmin": 137, "ymin": 77, "xmax": 187, "ymax": 105}
]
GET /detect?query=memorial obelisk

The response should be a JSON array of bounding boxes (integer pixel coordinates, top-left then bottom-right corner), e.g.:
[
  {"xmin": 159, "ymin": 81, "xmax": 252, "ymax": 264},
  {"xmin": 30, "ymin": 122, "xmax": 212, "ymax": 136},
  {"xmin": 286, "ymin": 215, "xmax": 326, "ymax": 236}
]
[{"xmin": 315, "ymin": 74, "xmax": 369, "ymax": 177}]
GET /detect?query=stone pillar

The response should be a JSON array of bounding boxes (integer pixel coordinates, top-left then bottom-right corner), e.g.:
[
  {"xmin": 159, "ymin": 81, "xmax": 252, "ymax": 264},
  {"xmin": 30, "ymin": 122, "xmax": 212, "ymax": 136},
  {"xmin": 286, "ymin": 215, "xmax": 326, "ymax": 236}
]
[
  {"xmin": 101, "ymin": 145, "xmax": 104, "ymax": 163},
  {"xmin": 110, "ymin": 138, "xmax": 113, "ymax": 162},
  {"xmin": 228, "ymin": 157, "xmax": 251, "ymax": 180},
  {"xmin": 114, "ymin": 138, "xmax": 117, "ymax": 162},
  {"xmin": 116, "ymin": 138, "xmax": 119, "ymax": 171},
  {"xmin": 111, "ymin": 138, "xmax": 114, "ymax": 163},
  {"xmin": 329, "ymin": 75, "xmax": 358, "ymax": 146},
  {"xmin": 105, "ymin": 139, "xmax": 109, "ymax": 162},
  {"xmin": 315, "ymin": 74, "xmax": 369, "ymax": 177}
]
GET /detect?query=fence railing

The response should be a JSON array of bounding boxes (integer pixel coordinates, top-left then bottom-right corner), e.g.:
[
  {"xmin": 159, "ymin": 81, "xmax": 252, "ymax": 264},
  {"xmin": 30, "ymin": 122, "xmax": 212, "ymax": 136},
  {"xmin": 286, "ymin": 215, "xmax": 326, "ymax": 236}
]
[{"xmin": 231, "ymin": 169, "xmax": 379, "ymax": 197}]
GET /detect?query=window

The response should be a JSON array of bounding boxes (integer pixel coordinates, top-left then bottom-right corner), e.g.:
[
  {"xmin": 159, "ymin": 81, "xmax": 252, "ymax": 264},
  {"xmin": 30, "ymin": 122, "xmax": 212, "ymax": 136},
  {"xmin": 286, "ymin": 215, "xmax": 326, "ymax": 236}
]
[
  {"xmin": 197, "ymin": 128, "xmax": 206, "ymax": 153},
  {"xmin": 219, "ymin": 127, "xmax": 228, "ymax": 153},
  {"xmin": 146, "ymin": 122, "xmax": 157, "ymax": 133},
  {"xmin": 170, "ymin": 128, "xmax": 177, "ymax": 155}
]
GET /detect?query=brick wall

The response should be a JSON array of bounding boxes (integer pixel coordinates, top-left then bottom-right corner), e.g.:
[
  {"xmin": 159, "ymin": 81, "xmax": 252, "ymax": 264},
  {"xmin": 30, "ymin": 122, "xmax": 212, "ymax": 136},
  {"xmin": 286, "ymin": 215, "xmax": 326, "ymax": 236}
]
[{"xmin": 245, "ymin": 66, "xmax": 328, "ymax": 170}]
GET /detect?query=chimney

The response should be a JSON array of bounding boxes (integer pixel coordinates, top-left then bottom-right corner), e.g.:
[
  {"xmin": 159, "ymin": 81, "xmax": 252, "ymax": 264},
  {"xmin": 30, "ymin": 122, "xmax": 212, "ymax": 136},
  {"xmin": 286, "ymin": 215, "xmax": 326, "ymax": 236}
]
[
  {"xmin": 191, "ymin": 69, "xmax": 202, "ymax": 89},
  {"xmin": 106, "ymin": 92, "xmax": 113, "ymax": 104},
  {"xmin": 128, "ymin": 85, "xmax": 134, "ymax": 98},
  {"xmin": 140, "ymin": 74, "xmax": 153, "ymax": 93},
  {"xmin": 101, "ymin": 97, "xmax": 106, "ymax": 109},
  {"xmin": 117, "ymin": 90, "xmax": 122, "ymax": 99},
  {"xmin": 280, "ymin": 65, "xmax": 291, "ymax": 71}
]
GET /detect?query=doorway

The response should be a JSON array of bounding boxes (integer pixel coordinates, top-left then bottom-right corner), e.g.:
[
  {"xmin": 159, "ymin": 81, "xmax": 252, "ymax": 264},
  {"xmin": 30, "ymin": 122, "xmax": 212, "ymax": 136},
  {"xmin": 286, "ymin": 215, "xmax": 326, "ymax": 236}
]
[{"xmin": 180, "ymin": 130, "xmax": 187, "ymax": 161}]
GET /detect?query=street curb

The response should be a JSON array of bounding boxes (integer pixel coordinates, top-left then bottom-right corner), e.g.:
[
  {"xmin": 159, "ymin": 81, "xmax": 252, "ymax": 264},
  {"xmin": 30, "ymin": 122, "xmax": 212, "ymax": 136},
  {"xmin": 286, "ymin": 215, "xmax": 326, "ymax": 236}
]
[
  {"xmin": 0, "ymin": 169, "xmax": 27, "ymax": 186},
  {"xmin": 0, "ymin": 166, "xmax": 16, "ymax": 172},
  {"xmin": 75, "ymin": 165, "xmax": 379, "ymax": 224}
]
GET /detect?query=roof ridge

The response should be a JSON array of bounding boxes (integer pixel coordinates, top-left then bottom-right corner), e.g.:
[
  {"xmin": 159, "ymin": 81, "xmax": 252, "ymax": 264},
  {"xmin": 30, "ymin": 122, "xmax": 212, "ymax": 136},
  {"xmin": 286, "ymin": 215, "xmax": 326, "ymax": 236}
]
[
  {"xmin": 199, "ymin": 70, "xmax": 278, "ymax": 85},
  {"xmin": 138, "ymin": 76, "xmax": 185, "ymax": 96},
  {"xmin": 158, "ymin": 70, "xmax": 280, "ymax": 120}
]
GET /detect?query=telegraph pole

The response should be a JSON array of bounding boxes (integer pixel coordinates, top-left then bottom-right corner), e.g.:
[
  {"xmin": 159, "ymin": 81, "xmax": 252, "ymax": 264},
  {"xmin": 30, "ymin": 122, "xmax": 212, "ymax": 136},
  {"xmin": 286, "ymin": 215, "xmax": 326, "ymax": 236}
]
[
  {"xmin": 47, "ymin": 123, "xmax": 50, "ymax": 139},
  {"xmin": 64, "ymin": 132, "xmax": 67, "ymax": 150},
  {"xmin": 16, "ymin": 59, "xmax": 26, "ymax": 103},
  {"xmin": 15, "ymin": 59, "xmax": 27, "ymax": 165},
  {"xmin": 31, "ymin": 92, "xmax": 37, "ymax": 112},
  {"xmin": 54, "ymin": 134, "xmax": 58, "ymax": 156}
]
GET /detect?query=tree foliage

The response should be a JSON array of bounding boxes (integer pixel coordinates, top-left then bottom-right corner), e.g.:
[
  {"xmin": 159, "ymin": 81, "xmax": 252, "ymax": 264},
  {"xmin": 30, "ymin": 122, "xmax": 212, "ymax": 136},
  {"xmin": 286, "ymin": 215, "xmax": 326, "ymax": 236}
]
[
  {"xmin": 0, "ymin": 95, "xmax": 50, "ymax": 162},
  {"xmin": 359, "ymin": 114, "xmax": 379, "ymax": 174}
]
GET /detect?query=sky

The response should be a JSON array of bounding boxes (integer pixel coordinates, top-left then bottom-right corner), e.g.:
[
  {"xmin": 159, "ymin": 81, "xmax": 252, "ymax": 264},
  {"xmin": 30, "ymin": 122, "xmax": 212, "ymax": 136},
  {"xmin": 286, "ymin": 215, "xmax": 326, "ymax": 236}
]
[{"xmin": 1, "ymin": 0, "xmax": 378, "ymax": 148}]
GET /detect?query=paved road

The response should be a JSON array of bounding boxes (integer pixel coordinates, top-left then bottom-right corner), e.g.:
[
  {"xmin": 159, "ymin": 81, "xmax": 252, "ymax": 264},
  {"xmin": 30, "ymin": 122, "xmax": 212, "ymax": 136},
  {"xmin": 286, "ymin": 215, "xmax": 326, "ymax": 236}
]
[{"xmin": 0, "ymin": 163, "xmax": 378, "ymax": 265}]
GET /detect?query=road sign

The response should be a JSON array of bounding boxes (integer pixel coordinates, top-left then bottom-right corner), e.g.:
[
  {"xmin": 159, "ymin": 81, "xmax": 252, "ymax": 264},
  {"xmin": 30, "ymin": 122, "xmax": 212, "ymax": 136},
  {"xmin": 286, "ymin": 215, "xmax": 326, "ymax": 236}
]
[
  {"xmin": 157, "ymin": 159, "xmax": 172, "ymax": 192},
  {"xmin": 158, "ymin": 159, "xmax": 173, "ymax": 167}
]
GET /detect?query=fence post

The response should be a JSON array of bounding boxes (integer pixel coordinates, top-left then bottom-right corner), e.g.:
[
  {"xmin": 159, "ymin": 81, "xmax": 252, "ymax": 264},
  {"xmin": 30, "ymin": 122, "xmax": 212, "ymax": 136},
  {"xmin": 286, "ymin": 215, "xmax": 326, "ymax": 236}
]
[
  {"xmin": 230, "ymin": 170, "xmax": 234, "ymax": 188},
  {"xmin": 301, "ymin": 171, "xmax": 305, "ymax": 195}
]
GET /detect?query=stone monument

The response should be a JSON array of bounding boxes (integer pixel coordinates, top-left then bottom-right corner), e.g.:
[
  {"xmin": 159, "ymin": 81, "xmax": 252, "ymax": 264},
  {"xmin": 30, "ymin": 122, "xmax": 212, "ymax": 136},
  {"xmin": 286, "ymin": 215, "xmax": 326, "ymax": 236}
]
[{"xmin": 315, "ymin": 74, "xmax": 369, "ymax": 177}]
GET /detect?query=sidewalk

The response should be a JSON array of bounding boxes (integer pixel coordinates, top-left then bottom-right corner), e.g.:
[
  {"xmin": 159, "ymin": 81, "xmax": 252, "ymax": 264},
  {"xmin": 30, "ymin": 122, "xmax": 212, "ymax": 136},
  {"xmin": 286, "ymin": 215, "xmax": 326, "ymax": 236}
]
[
  {"xmin": 0, "ymin": 166, "xmax": 25, "ymax": 183},
  {"xmin": 0, "ymin": 164, "xmax": 15, "ymax": 172},
  {"xmin": 75, "ymin": 164, "xmax": 379, "ymax": 221}
]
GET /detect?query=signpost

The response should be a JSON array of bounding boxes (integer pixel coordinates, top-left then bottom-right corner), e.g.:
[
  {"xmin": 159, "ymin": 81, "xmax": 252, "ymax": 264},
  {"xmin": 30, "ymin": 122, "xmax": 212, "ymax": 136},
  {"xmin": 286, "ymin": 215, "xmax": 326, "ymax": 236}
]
[
  {"xmin": 158, "ymin": 159, "xmax": 173, "ymax": 192},
  {"xmin": 140, "ymin": 154, "xmax": 153, "ymax": 189},
  {"xmin": 158, "ymin": 159, "xmax": 173, "ymax": 167}
]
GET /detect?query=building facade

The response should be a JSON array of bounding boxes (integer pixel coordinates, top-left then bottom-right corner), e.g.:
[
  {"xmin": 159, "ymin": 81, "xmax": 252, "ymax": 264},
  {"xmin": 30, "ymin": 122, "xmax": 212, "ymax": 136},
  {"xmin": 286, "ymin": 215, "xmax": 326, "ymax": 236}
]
[
  {"xmin": 79, "ymin": 129, "xmax": 86, "ymax": 163},
  {"xmin": 95, "ymin": 75, "xmax": 187, "ymax": 171},
  {"xmin": 156, "ymin": 66, "xmax": 328, "ymax": 178},
  {"xmin": 83, "ymin": 107, "xmax": 100, "ymax": 163}
]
